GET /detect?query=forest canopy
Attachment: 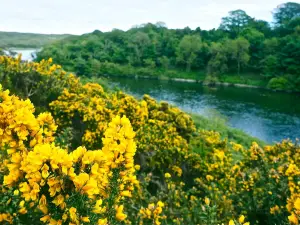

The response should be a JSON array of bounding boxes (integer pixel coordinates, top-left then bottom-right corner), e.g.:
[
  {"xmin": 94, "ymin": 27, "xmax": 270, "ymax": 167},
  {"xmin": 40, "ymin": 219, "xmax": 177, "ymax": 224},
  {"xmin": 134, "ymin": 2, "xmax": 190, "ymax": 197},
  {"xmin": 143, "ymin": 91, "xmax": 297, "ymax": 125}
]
[{"xmin": 37, "ymin": 2, "xmax": 300, "ymax": 91}]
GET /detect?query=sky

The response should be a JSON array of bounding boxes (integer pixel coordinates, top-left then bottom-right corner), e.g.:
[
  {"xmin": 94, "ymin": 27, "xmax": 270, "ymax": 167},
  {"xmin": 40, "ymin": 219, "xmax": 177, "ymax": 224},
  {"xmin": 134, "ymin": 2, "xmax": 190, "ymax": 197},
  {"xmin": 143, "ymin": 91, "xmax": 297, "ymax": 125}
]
[{"xmin": 0, "ymin": 0, "xmax": 294, "ymax": 35}]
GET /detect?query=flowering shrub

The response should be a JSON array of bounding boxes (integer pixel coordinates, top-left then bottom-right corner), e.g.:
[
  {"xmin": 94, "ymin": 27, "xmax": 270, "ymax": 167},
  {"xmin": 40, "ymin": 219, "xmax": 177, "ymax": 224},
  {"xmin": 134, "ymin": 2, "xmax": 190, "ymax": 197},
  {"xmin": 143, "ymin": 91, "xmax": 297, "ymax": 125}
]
[
  {"xmin": 0, "ymin": 84, "xmax": 138, "ymax": 224},
  {"xmin": 0, "ymin": 55, "xmax": 299, "ymax": 225},
  {"xmin": 0, "ymin": 55, "xmax": 80, "ymax": 112}
]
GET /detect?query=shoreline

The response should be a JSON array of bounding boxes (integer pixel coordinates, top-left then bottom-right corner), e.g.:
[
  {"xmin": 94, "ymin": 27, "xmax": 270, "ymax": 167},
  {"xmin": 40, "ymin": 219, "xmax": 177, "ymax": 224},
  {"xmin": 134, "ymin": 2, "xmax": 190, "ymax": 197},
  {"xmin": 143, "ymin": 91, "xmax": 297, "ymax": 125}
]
[{"xmin": 103, "ymin": 74, "xmax": 300, "ymax": 94}]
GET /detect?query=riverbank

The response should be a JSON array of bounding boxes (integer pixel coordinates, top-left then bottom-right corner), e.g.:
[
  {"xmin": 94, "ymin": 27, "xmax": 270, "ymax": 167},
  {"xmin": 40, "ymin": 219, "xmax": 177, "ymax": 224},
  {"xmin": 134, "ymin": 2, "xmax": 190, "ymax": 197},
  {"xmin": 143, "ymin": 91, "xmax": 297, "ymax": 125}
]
[
  {"xmin": 81, "ymin": 62, "xmax": 300, "ymax": 93},
  {"xmin": 98, "ymin": 72, "xmax": 300, "ymax": 94}
]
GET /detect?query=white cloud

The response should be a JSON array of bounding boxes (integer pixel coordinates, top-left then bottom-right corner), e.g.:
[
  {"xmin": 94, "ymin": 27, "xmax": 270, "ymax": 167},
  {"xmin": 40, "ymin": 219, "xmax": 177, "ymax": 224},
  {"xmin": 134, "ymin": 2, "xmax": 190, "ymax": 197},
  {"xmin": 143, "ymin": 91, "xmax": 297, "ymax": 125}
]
[{"xmin": 0, "ymin": 0, "xmax": 290, "ymax": 34}]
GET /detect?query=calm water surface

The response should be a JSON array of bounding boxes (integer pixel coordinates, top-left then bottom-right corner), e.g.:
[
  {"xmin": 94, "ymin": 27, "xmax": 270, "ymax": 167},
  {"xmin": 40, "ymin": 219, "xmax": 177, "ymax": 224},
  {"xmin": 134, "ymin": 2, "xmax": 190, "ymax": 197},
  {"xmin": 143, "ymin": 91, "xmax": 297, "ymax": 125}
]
[
  {"xmin": 4, "ymin": 48, "xmax": 39, "ymax": 61},
  {"xmin": 108, "ymin": 76, "xmax": 300, "ymax": 143}
]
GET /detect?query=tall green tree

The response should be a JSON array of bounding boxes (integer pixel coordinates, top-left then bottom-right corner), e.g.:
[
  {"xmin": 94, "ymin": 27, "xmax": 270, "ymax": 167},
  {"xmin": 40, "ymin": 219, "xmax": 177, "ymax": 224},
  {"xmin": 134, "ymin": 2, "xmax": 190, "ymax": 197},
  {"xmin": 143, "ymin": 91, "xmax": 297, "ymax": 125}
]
[
  {"xmin": 249, "ymin": 20, "xmax": 272, "ymax": 37},
  {"xmin": 225, "ymin": 37, "xmax": 250, "ymax": 75},
  {"xmin": 260, "ymin": 55, "xmax": 279, "ymax": 78},
  {"xmin": 260, "ymin": 38, "xmax": 280, "ymax": 77},
  {"xmin": 219, "ymin": 10, "xmax": 253, "ymax": 38},
  {"xmin": 241, "ymin": 28, "xmax": 265, "ymax": 70},
  {"xmin": 207, "ymin": 42, "xmax": 228, "ymax": 76},
  {"xmin": 176, "ymin": 35, "xmax": 202, "ymax": 72},
  {"xmin": 273, "ymin": 2, "xmax": 300, "ymax": 26},
  {"xmin": 158, "ymin": 56, "xmax": 170, "ymax": 70},
  {"xmin": 128, "ymin": 32, "xmax": 151, "ymax": 66}
]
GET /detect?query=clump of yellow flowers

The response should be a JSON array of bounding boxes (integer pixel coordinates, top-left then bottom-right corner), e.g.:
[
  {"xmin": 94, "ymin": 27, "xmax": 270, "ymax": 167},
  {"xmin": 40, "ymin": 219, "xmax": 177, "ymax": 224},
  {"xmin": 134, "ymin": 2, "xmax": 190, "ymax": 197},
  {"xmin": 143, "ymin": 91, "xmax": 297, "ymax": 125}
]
[
  {"xmin": 139, "ymin": 201, "xmax": 166, "ymax": 225},
  {"xmin": 0, "ymin": 55, "xmax": 299, "ymax": 225},
  {"xmin": 0, "ymin": 83, "xmax": 138, "ymax": 224}
]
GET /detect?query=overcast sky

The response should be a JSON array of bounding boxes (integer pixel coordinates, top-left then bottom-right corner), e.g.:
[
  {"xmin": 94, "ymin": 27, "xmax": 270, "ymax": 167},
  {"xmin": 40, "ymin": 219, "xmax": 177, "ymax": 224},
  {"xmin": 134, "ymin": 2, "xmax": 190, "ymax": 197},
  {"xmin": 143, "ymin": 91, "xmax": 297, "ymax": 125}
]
[{"xmin": 0, "ymin": 0, "xmax": 294, "ymax": 34}]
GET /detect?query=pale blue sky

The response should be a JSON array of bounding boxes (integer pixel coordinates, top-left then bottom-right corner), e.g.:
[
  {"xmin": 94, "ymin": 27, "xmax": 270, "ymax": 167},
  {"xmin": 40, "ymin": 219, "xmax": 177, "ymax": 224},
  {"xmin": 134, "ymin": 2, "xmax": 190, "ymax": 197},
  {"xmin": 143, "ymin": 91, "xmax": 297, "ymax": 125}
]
[{"xmin": 0, "ymin": 0, "xmax": 294, "ymax": 34}]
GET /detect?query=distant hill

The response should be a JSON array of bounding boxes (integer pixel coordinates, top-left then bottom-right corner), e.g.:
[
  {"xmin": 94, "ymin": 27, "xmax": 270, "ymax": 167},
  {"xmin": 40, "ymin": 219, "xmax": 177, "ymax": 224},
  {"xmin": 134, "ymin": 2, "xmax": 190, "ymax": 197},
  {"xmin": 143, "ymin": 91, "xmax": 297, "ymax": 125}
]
[{"xmin": 0, "ymin": 31, "xmax": 75, "ymax": 48}]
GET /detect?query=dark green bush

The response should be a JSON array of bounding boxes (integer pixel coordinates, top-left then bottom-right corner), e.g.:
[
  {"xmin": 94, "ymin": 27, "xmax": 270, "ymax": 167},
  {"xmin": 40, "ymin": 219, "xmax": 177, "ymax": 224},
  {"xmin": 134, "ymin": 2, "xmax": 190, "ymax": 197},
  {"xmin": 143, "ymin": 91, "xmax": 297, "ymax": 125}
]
[{"xmin": 267, "ymin": 76, "xmax": 293, "ymax": 90}]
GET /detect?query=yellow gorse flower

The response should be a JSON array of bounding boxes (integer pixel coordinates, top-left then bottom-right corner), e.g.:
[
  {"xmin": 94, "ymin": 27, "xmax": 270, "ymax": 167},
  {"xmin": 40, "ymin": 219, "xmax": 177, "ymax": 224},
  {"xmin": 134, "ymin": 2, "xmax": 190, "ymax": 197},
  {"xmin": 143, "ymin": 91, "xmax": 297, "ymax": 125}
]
[{"xmin": 229, "ymin": 219, "xmax": 235, "ymax": 225}]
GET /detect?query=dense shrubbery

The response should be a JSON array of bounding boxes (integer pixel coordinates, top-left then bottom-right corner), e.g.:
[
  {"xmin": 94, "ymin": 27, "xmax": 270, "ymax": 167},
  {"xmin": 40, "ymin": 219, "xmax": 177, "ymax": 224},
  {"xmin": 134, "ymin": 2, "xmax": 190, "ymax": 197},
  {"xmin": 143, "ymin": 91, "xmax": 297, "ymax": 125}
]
[{"xmin": 0, "ymin": 55, "xmax": 299, "ymax": 225}]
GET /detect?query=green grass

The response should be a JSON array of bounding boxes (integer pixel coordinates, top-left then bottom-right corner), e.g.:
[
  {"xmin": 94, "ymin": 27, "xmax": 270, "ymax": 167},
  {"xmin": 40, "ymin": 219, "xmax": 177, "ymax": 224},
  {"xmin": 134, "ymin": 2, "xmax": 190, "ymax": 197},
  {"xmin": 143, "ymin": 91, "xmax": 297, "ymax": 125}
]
[
  {"xmin": 0, "ymin": 31, "xmax": 73, "ymax": 48},
  {"xmin": 219, "ymin": 73, "xmax": 268, "ymax": 87},
  {"xmin": 191, "ymin": 112, "xmax": 266, "ymax": 148}
]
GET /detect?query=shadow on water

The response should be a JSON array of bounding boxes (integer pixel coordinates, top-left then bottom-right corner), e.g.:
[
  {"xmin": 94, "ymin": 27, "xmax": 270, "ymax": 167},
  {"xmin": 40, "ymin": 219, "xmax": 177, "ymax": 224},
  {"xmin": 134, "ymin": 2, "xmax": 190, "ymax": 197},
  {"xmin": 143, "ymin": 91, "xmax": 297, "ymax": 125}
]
[{"xmin": 108, "ymin": 76, "xmax": 300, "ymax": 144}]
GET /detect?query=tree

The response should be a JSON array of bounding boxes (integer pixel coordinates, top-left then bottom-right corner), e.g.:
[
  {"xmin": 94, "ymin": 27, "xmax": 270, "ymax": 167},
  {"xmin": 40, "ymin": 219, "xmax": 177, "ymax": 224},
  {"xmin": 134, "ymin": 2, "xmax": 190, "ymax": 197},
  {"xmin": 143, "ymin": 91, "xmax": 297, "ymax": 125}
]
[
  {"xmin": 225, "ymin": 37, "xmax": 250, "ymax": 75},
  {"xmin": 176, "ymin": 35, "xmax": 202, "ymax": 72},
  {"xmin": 273, "ymin": 2, "xmax": 300, "ymax": 26},
  {"xmin": 90, "ymin": 59, "xmax": 101, "ymax": 77},
  {"xmin": 260, "ymin": 55, "xmax": 279, "ymax": 78},
  {"xmin": 143, "ymin": 59, "xmax": 156, "ymax": 68},
  {"xmin": 158, "ymin": 56, "xmax": 170, "ymax": 70},
  {"xmin": 241, "ymin": 28, "xmax": 265, "ymax": 70},
  {"xmin": 128, "ymin": 32, "xmax": 151, "ymax": 66},
  {"xmin": 73, "ymin": 57, "xmax": 90, "ymax": 75},
  {"xmin": 263, "ymin": 38, "xmax": 279, "ymax": 55},
  {"xmin": 207, "ymin": 42, "xmax": 228, "ymax": 76},
  {"xmin": 249, "ymin": 20, "xmax": 272, "ymax": 37},
  {"xmin": 219, "ymin": 10, "xmax": 253, "ymax": 38},
  {"xmin": 155, "ymin": 21, "xmax": 167, "ymax": 28},
  {"xmin": 279, "ymin": 34, "xmax": 300, "ymax": 76}
]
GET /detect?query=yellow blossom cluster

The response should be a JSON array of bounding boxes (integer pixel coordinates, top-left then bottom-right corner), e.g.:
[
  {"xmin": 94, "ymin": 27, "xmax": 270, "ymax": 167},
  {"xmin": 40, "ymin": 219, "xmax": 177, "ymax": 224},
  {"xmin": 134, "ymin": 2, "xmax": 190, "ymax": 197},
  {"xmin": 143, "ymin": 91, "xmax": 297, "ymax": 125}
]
[
  {"xmin": 0, "ymin": 85, "xmax": 138, "ymax": 224},
  {"xmin": 49, "ymin": 80, "xmax": 194, "ymax": 174},
  {"xmin": 139, "ymin": 201, "xmax": 166, "ymax": 225}
]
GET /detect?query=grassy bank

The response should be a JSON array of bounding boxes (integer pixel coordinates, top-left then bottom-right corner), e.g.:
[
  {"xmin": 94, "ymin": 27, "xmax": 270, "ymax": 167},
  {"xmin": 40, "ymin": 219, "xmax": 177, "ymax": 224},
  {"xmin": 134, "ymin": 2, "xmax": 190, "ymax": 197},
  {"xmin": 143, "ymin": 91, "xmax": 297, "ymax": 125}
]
[{"xmin": 191, "ymin": 113, "xmax": 266, "ymax": 148}]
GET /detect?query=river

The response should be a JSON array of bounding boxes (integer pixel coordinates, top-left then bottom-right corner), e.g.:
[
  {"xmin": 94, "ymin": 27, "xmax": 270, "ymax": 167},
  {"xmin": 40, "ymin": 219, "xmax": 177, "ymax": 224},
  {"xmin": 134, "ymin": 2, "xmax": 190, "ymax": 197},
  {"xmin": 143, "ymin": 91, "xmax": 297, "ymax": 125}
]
[
  {"xmin": 108, "ymin": 76, "xmax": 300, "ymax": 144},
  {"xmin": 3, "ymin": 48, "xmax": 39, "ymax": 61}
]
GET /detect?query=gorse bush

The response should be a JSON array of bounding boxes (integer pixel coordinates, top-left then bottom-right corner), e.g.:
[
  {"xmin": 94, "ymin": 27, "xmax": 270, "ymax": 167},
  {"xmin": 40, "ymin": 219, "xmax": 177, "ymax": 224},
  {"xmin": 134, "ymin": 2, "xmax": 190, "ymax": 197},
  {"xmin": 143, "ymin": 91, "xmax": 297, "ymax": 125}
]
[
  {"xmin": 0, "ymin": 55, "xmax": 299, "ymax": 225},
  {"xmin": 0, "ymin": 55, "xmax": 79, "ymax": 113},
  {"xmin": 0, "ymin": 84, "xmax": 138, "ymax": 225}
]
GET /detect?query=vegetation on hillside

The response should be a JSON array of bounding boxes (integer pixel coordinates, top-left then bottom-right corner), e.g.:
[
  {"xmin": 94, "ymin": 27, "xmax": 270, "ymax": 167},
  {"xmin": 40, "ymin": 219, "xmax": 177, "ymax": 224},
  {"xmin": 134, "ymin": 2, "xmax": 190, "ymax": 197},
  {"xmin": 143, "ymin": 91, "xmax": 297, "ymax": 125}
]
[
  {"xmin": 0, "ymin": 55, "xmax": 299, "ymax": 225},
  {"xmin": 37, "ymin": 2, "xmax": 300, "ymax": 91},
  {"xmin": 0, "ymin": 31, "xmax": 73, "ymax": 48}
]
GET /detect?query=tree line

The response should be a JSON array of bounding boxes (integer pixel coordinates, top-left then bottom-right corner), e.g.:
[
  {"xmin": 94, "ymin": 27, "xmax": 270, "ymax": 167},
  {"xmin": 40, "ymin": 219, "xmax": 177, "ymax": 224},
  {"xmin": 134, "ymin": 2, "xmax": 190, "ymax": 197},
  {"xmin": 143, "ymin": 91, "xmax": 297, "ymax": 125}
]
[{"xmin": 37, "ymin": 2, "xmax": 300, "ymax": 91}]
